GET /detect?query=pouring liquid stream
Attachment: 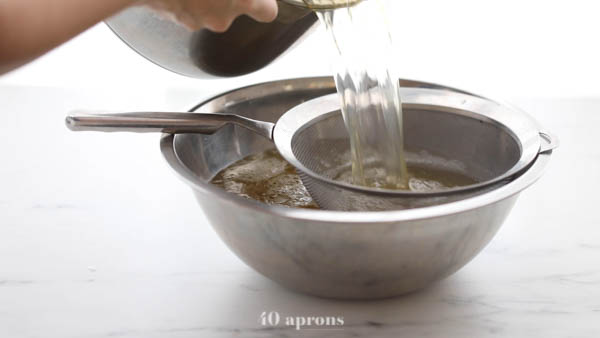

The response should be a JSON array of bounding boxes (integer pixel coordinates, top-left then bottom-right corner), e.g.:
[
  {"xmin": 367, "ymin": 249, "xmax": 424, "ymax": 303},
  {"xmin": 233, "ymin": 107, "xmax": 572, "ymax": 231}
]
[{"xmin": 315, "ymin": 0, "xmax": 409, "ymax": 189}]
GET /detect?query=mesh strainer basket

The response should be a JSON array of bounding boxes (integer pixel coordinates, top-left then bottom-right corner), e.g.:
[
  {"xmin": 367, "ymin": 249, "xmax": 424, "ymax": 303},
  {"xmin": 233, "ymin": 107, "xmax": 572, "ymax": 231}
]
[{"xmin": 273, "ymin": 88, "xmax": 545, "ymax": 210}]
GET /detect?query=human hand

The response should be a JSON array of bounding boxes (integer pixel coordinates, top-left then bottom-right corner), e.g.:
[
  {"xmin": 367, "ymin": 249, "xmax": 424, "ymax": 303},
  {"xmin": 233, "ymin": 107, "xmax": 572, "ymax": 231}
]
[{"xmin": 144, "ymin": 0, "xmax": 279, "ymax": 32}]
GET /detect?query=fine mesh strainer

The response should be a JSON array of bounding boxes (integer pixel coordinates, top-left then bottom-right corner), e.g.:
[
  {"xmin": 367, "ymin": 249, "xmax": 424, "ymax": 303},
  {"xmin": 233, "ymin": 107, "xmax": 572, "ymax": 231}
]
[{"xmin": 66, "ymin": 87, "xmax": 551, "ymax": 211}]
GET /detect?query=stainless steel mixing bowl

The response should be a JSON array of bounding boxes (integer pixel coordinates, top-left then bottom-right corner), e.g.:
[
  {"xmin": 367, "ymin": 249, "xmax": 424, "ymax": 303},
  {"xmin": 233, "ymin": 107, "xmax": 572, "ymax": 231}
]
[{"xmin": 160, "ymin": 77, "xmax": 557, "ymax": 299}]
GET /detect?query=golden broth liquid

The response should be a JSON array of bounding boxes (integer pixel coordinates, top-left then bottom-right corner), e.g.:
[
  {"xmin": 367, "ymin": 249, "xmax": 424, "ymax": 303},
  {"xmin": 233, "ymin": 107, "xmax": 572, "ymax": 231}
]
[
  {"xmin": 333, "ymin": 162, "xmax": 478, "ymax": 192},
  {"xmin": 316, "ymin": 0, "xmax": 409, "ymax": 189},
  {"xmin": 211, "ymin": 149, "xmax": 319, "ymax": 209},
  {"xmin": 211, "ymin": 149, "xmax": 477, "ymax": 209}
]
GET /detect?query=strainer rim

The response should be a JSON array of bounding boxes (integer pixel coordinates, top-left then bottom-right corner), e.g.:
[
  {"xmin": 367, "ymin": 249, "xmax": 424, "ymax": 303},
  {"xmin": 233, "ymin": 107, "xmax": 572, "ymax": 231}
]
[{"xmin": 273, "ymin": 90, "xmax": 541, "ymax": 197}]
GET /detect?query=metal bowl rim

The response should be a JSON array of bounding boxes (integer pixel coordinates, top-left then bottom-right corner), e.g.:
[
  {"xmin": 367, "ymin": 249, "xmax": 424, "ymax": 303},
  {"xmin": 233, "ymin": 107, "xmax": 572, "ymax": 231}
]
[{"xmin": 161, "ymin": 132, "xmax": 550, "ymax": 222}]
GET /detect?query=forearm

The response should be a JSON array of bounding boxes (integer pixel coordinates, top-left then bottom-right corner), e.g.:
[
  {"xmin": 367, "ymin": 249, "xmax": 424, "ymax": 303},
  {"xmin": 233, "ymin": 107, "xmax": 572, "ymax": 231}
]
[{"xmin": 0, "ymin": 0, "xmax": 138, "ymax": 74}]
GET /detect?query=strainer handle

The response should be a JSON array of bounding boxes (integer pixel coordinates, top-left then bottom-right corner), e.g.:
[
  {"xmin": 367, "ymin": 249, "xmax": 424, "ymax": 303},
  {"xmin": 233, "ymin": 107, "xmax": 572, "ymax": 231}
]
[{"xmin": 65, "ymin": 111, "xmax": 274, "ymax": 139}]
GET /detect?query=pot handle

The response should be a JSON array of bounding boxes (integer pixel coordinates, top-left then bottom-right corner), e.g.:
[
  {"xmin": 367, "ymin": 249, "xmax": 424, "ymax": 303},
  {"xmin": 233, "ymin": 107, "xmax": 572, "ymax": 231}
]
[
  {"xmin": 65, "ymin": 111, "xmax": 275, "ymax": 140},
  {"xmin": 539, "ymin": 130, "xmax": 559, "ymax": 154}
]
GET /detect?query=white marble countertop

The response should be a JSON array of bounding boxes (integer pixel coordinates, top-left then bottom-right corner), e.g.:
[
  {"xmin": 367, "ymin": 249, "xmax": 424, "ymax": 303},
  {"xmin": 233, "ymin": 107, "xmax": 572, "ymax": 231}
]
[{"xmin": 0, "ymin": 85, "xmax": 598, "ymax": 338}]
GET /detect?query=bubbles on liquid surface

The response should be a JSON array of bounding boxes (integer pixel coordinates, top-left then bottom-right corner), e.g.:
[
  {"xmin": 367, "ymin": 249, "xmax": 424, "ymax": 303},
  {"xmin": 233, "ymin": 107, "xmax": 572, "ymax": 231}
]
[
  {"xmin": 330, "ymin": 153, "xmax": 477, "ymax": 191},
  {"xmin": 211, "ymin": 149, "xmax": 319, "ymax": 209}
]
